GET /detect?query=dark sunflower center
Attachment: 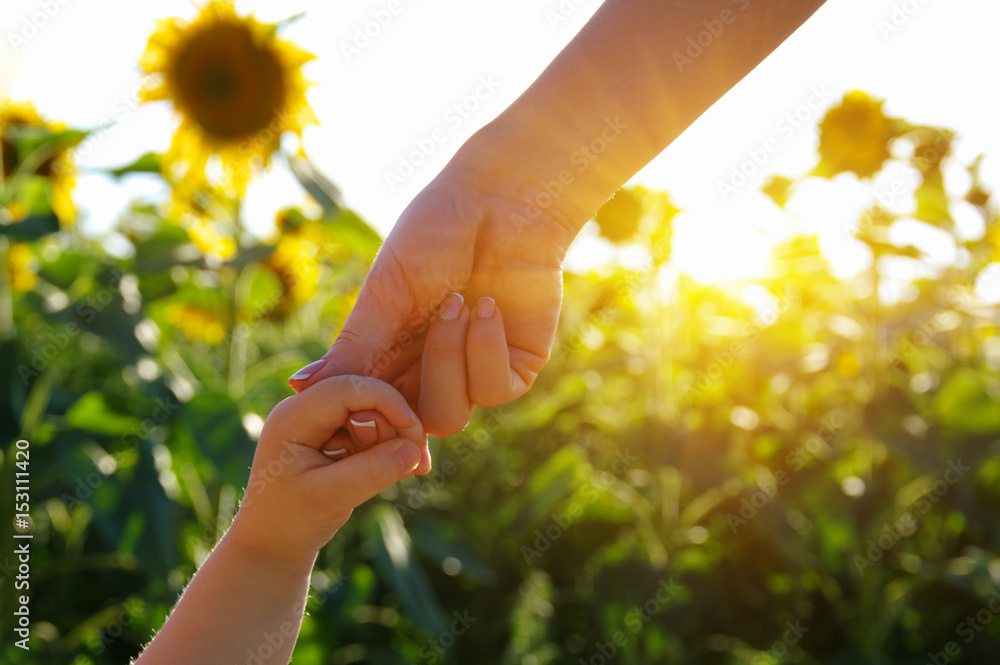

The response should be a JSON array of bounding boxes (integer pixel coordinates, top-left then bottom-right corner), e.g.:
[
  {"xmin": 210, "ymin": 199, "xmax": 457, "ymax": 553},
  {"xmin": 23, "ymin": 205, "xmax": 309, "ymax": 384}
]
[
  {"xmin": 201, "ymin": 64, "xmax": 239, "ymax": 102},
  {"xmin": 171, "ymin": 21, "xmax": 287, "ymax": 141}
]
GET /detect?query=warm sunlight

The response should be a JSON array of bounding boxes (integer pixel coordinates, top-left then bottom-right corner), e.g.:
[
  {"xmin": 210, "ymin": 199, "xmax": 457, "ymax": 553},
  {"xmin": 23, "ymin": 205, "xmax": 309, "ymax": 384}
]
[
  {"xmin": 4, "ymin": 2, "xmax": 1000, "ymax": 663},
  {"xmin": 669, "ymin": 209, "xmax": 776, "ymax": 284}
]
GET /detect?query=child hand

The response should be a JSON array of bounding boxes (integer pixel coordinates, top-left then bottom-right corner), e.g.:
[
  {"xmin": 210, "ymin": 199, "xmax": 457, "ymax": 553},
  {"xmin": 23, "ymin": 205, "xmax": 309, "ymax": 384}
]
[{"xmin": 226, "ymin": 376, "xmax": 426, "ymax": 565}]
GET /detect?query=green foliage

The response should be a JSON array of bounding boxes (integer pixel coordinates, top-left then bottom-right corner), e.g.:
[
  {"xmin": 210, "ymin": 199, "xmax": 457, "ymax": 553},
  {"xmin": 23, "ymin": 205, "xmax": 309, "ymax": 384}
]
[{"xmin": 2, "ymin": 93, "xmax": 1000, "ymax": 665}]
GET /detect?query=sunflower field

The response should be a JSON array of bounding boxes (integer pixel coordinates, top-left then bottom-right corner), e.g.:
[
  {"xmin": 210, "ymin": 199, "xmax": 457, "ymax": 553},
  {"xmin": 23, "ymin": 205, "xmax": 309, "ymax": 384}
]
[{"xmin": 2, "ymin": 3, "xmax": 1000, "ymax": 665}]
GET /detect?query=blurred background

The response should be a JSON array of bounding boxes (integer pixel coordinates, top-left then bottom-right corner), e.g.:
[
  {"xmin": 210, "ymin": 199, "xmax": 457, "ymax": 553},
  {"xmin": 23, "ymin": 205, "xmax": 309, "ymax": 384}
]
[{"xmin": 2, "ymin": 0, "xmax": 1000, "ymax": 663}]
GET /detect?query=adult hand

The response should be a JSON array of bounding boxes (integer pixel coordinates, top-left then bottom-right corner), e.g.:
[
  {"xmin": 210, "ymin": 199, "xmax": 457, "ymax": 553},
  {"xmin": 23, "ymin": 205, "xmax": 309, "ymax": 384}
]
[
  {"xmin": 289, "ymin": 0, "xmax": 828, "ymax": 437},
  {"xmin": 288, "ymin": 171, "xmax": 579, "ymax": 437}
]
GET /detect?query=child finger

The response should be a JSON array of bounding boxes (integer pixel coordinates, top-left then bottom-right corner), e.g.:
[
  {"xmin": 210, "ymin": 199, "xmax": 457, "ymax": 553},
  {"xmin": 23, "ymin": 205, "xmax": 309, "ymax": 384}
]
[
  {"xmin": 310, "ymin": 437, "xmax": 422, "ymax": 510},
  {"xmin": 265, "ymin": 375, "xmax": 424, "ymax": 451}
]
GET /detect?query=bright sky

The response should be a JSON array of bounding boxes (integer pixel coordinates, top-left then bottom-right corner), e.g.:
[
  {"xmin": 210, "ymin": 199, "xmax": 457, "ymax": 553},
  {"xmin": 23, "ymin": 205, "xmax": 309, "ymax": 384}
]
[{"xmin": 2, "ymin": 0, "xmax": 998, "ymax": 288}]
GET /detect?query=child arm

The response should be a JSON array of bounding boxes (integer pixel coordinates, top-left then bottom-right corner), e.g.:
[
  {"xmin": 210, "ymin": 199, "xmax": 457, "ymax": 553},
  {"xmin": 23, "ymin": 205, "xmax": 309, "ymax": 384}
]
[{"xmin": 134, "ymin": 376, "xmax": 424, "ymax": 665}]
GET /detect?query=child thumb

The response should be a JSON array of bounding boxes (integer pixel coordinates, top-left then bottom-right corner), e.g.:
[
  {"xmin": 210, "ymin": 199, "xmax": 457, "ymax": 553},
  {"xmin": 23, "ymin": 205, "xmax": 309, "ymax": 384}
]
[{"xmin": 321, "ymin": 439, "xmax": 421, "ymax": 509}]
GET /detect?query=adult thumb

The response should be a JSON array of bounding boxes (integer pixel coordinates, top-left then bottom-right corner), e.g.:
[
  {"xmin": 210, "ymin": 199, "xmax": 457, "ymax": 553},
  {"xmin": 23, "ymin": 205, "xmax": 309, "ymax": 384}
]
[{"xmin": 316, "ymin": 439, "xmax": 421, "ymax": 510}]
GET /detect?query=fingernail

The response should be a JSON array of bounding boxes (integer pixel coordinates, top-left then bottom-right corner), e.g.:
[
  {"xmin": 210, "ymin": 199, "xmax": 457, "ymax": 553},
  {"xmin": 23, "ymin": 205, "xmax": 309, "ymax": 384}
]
[
  {"xmin": 322, "ymin": 447, "xmax": 350, "ymax": 461},
  {"xmin": 350, "ymin": 418, "xmax": 378, "ymax": 446},
  {"xmin": 476, "ymin": 297, "xmax": 496, "ymax": 319},
  {"xmin": 403, "ymin": 401, "xmax": 419, "ymax": 422},
  {"xmin": 417, "ymin": 446, "xmax": 432, "ymax": 474},
  {"xmin": 396, "ymin": 441, "xmax": 421, "ymax": 471},
  {"xmin": 289, "ymin": 358, "xmax": 327, "ymax": 382},
  {"xmin": 440, "ymin": 292, "xmax": 464, "ymax": 321}
]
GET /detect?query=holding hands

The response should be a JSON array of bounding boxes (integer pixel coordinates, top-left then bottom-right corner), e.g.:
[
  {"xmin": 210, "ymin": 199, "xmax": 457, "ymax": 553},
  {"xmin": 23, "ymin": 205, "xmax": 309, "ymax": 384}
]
[
  {"xmin": 139, "ymin": 170, "xmax": 582, "ymax": 663},
  {"xmin": 287, "ymin": 173, "xmax": 578, "ymax": 436},
  {"xmin": 226, "ymin": 375, "xmax": 427, "ymax": 565},
  {"xmin": 137, "ymin": 376, "xmax": 430, "ymax": 665},
  {"xmin": 137, "ymin": 1, "xmax": 832, "ymax": 660}
]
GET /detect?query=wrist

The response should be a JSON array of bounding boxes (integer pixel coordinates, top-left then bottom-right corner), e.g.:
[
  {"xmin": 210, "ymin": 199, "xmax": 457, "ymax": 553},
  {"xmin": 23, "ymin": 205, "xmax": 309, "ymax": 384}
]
[
  {"xmin": 223, "ymin": 516, "xmax": 320, "ymax": 577},
  {"xmin": 444, "ymin": 120, "xmax": 597, "ymax": 237},
  {"xmin": 432, "ymin": 132, "xmax": 593, "ymax": 267}
]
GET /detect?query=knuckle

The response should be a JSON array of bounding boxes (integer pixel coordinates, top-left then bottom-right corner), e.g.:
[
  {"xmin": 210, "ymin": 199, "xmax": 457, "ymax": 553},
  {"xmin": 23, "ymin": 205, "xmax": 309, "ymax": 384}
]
[
  {"xmin": 424, "ymin": 340, "xmax": 463, "ymax": 362},
  {"xmin": 332, "ymin": 328, "xmax": 363, "ymax": 351},
  {"xmin": 263, "ymin": 395, "xmax": 296, "ymax": 430}
]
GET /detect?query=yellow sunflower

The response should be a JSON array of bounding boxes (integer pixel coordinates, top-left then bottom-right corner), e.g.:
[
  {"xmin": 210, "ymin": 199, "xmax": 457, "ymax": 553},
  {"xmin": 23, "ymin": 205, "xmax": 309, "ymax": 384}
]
[
  {"xmin": 168, "ymin": 176, "xmax": 237, "ymax": 260},
  {"xmin": 816, "ymin": 91, "xmax": 902, "ymax": 180},
  {"xmin": 5, "ymin": 242, "xmax": 37, "ymax": 292},
  {"xmin": 595, "ymin": 186, "xmax": 647, "ymax": 244},
  {"xmin": 165, "ymin": 303, "xmax": 227, "ymax": 345},
  {"xmin": 987, "ymin": 223, "xmax": 1000, "ymax": 263},
  {"xmin": 263, "ymin": 208, "xmax": 345, "ymax": 317},
  {"xmin": 1, "ymin": 102, "xmax": 78, "ymax": 225},
  {"xmin": 139, "ymin": 1, "xmax": 316, "ymax": 195}
]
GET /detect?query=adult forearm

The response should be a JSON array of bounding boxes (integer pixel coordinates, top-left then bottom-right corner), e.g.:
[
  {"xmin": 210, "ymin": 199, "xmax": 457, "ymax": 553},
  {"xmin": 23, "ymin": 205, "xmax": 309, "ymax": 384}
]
[
  {"xmin": 451, "ymin": 0, "xmax": 828, "ymax": 230},
  {"xmin": 134, "ymin": 534, "xmax": 314, "ymax": 665}
]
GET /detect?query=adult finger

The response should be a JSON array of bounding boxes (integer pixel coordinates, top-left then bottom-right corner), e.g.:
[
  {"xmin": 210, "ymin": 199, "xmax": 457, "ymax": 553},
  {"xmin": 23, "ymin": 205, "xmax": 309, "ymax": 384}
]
[
  {"xmin": 347, "ymin": 410, "xmax": 396, "ymax": 448},
  {"xmin": 466, "ymin": 297, "xmax": 527, "ymax": 407},
  {"xmin": 419, "ymin": 292, "xmax": 475, "ymax": 437},
  {"xmin": 286, "ymin": 249, "xmax": 428, "ymax": 392},
  {"xmin": 464, "ymin": 222, "xmax": 565, "ymax": 405},
  {"xmin": 390, "ymin": 358, "xmax": 423, "ymax": 413},
  {"xmin": 319, "ymin": 430, "xmax": 355, "ymax": 462},
  {"xmin": 386, "ymin": 360, "xmax": 432, "ymax": 474}
]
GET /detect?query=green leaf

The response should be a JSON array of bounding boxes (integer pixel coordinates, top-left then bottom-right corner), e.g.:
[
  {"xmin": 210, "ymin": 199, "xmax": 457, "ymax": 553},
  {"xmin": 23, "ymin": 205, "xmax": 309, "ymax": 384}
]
[
  {"xmin": 521, "ymin": 446, "xmax": 590, "ymax": 525},
  {"xmin": 322, "ymin": 209, "xmax": 382, "ymax": 260},
  {"xmin": 133, "ymin": 223, "xmax": 189, "ymax": 263},
  {"xmin": 913, "ymin": 178, "xmax": 952, "ymax": 229},
  {"xmin": 37, "ymin": 247, "xmax": 88, "ymax": 288},
  {"xmin": 65, "ymin": 391, "xmax": 141, "ymax": 436},
  {"xmin": 181, "ymin": 392, "xmax": 253, "ymax": 484},
  {"xmin": 365, "ymin": 504, "xmax": 448, "ymax": 635},
  {"xmin": 20, "ymin": 176, "xmax": 55, "ymax": 215},
  {"xmin": 104, "ymin": 152, "xmax": 163, "ymax": 179},
  {"xmin": 933, "ymin": 369, "xmax": 1000, "ymax": 435},
  {"xmin": 237, "ymin": 261, "xmax": 284, "ymax": 315},
  {"xmin": 270, "ymin": 11, "xmax": 306, "ymax": 33},
  {"xmin": 409, "ymin": 517, "xmax": 496, "ymax": 584},
  {"xmin": 183, "ymin": 393, "xmax": 248, "ymax": 450},
  {"xmin": 289, "ymin": 154, "xmax": 345, "ymax": 216},
  {"xmin": 8, "ymin": 125, "xmax": 88, "ymax": 161},
  {"xmin": 0, "ymin": 211, "xmax": 60, "ymax": 240}
]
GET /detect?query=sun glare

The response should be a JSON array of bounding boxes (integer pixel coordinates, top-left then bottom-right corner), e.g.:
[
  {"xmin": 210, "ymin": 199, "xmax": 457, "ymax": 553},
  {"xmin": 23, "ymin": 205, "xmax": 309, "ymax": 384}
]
[
  {"xmin": 670, "ymin": 208, "xmax": 777, "ymax": 285},
  {"xmin": 565, "ymin": 200, "xmax": 780, "ymax": 287}
]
